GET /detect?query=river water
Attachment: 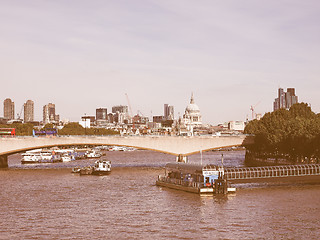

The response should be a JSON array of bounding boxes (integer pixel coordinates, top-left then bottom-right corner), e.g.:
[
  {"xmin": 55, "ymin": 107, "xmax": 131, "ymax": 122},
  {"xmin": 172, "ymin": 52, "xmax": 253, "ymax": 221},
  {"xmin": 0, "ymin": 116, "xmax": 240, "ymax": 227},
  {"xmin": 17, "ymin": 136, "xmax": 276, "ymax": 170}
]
[{"xmin": 1, "ymin": 150, "xmax": 320, "ymax": 239}]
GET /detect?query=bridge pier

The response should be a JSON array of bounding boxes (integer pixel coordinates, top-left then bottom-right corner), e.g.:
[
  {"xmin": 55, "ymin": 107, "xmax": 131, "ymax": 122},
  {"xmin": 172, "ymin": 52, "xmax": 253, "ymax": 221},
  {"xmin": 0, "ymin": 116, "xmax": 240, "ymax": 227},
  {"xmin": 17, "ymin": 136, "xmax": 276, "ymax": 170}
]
[
  {"xmin": 176, "ymin": 154, "xmax": 188, "ymax": 163},
  {"xmin": 0, "ymin": 155, "xmax": 8, "ymax": 168}
]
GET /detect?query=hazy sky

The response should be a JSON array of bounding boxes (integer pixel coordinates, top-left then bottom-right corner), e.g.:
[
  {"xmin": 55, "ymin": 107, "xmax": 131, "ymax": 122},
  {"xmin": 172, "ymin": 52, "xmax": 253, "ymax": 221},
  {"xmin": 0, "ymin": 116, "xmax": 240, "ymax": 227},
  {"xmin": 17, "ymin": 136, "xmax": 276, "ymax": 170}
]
[{"xmin": 1, "ymin": 0, "xmax": 320, "ymax": 124}]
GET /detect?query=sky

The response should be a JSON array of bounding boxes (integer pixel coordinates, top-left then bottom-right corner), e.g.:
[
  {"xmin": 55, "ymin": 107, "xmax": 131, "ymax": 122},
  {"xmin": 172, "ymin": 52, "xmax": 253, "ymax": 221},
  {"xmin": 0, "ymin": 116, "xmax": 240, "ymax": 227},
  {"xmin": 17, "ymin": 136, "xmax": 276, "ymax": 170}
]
[{"xmin": 1, "ymin": 0, "xmax": 320, "ymax": 125}]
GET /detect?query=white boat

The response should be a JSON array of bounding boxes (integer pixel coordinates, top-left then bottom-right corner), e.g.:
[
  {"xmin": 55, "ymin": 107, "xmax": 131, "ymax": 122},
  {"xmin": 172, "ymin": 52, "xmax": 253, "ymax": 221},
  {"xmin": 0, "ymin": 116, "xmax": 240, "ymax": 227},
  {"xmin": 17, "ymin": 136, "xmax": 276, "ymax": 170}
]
[
  {"xmin": 61, "ymin": 154, "xmax": 72, "ymax": 162},
  {"xmin": 39, "ymin": 150, "xmax": 61, "ymax": 163},
  {"xmin": 92, "ymin": 159, "xmax": 111, "ymax": 175},
  {"xmin": 21, "ymin": 149, "xmax": 62, "ymax": 164},
  {"xmin": 21, "ymin": 150, "xmax": 42, "ymax": 164},
  {"xmin": 85, "ymin": 150, "xmax": 102, "ymax": 158}
]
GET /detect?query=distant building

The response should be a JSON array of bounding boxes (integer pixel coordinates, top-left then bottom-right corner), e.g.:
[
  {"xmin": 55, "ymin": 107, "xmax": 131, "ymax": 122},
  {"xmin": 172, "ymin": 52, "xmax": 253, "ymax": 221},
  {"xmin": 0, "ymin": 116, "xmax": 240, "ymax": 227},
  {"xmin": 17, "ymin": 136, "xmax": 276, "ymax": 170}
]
[
  {"xmin": 164, "ymin": 104, "xmax": 174, "ymax": 120},
  {"xmin": 3, "ymin": 98, "xmax": 15, "ymax": 120},
  {"xmin": 43, "ymin": 103, "xmax": 59, "ymax": 124},
  {"xmin": 182, "ymin": 93, "xmax": 202, "ymax": 127},
  {"xmin": 153, "ymin": 116, "xmax": 164, "ymax": 123},
  {"xmin": 177, "ymin": 93, "xmax": 203, "ymax": 136},
  {"xmin": 81, "ymin": 115, "xmax": 95, "ymax": 125},
  {"xmin": 112, "ymin": 105, "xmax": 128, "ymax": 114},
  {"xmin": 107, "ymin": 113, "xmax": 114, "ymax": 123},
  {"xmin": 228, "ymin": 121, "xmax": 245, "ymax": 131},
  {"xmin": 112, "ymin": 105, "xmax": 130, "ymax": 124},
  {"xmin": 273, "ymin": 88, "xmax": 298, "ymax": 111},
  {"xmin": 115, "ymin": 112, "xmax": 127, "ymax": 124},
  {"xmin": 79, "ymin": 118, "xmax": 91, "ymax": 129},
  {"xmin": 96, "ymin": 108, "xmax": 107, "ymax": 120},
  {"xmin": 24, "ymin": 100, "xmax": 34, "ymax": 122}
]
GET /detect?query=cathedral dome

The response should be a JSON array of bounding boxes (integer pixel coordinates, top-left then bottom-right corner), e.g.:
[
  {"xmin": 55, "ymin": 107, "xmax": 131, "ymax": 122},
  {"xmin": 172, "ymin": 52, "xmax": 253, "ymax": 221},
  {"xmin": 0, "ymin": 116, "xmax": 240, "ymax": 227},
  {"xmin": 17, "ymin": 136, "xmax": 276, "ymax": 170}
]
[
  {"xmin": 185, "ymin": 93, "xmax": 200, "ymax": 113},
  {"xmin": 186, "ymin": 103, "xmax": 200, "ymax": 113}
]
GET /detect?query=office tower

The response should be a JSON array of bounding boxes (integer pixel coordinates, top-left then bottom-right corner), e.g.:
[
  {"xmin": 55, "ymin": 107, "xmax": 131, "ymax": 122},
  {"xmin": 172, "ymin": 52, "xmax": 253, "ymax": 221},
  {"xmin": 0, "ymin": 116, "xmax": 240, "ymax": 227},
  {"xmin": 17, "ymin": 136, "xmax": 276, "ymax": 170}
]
[
  {"xmin": 24, "ymin": 100, "xmax": 34, "ymax": 122},
  {"xmin": 96, "ymin": 108, "xmax": 107, "ymax": 120},
  {"xmin": 164, "ymin": 104, "xmax": 174, "ymax": 120},
  {"xmin": 3, "ymin": 98, "xmax": 15, "ymax": 120},
  {"xmin": 273, "ymin": 88, "xmax": 298, "ymax": 111},
  {"xmin": 43, "ymin": 103, "xmax": 56, "ymax": 124},
  {"xmin": 112, "ymin": 105, "xmax": 128, "ymax": 114}
]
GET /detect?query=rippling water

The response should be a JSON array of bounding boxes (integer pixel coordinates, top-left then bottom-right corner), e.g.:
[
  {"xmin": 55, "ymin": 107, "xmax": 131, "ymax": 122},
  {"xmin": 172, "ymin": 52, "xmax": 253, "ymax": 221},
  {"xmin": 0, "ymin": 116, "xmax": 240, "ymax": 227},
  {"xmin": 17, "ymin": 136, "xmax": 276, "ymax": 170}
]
[{"xmin": 1, "ymin": 150, "xmax": 320, "ymax": 239}]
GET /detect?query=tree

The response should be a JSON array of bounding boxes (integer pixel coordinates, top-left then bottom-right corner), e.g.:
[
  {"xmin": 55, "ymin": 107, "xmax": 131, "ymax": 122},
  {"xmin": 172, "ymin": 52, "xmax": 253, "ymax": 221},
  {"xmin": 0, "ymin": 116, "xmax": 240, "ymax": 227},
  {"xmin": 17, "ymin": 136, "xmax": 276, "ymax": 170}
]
[
  {"xmin": 244, "ymin": 103, "xmax": 320, "ymax": 162},
  {"xmin": 58, "ymin": 122, "xmax": 119, "ymax": 136}
]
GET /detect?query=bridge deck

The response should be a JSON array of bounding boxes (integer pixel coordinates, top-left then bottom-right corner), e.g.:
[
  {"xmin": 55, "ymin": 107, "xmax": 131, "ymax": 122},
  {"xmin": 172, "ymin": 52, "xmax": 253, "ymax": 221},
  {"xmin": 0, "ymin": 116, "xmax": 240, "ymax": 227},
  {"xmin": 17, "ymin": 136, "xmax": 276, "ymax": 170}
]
[{"xmin": 224, "ymin": 164, "xmax": 320, "ymax": 183}]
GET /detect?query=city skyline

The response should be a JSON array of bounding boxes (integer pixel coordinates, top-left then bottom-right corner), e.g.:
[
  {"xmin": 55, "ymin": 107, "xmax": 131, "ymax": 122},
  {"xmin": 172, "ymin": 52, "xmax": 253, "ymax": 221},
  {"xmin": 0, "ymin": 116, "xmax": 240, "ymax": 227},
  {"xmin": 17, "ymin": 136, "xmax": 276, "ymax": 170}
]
[{"xmin": 1, "ymin": 1, "xmax": 320, "ymax": 124}]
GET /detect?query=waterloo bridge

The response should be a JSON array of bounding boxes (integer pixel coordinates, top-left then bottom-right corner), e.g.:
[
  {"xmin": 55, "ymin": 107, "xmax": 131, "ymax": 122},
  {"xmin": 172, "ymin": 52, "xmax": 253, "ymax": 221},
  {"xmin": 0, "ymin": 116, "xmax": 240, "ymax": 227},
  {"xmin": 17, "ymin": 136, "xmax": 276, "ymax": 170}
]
[{"xmin": 0, "ymin": 135, "xmax": 254, "ymax": 168}]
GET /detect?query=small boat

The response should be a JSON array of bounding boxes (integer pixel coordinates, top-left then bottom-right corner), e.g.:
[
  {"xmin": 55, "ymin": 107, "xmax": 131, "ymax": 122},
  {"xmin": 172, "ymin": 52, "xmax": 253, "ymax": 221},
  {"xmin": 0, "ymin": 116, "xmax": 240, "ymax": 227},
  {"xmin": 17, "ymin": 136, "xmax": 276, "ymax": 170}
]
[
  {"xmin": 79, "ymin": 166, "xmax": 93, "ymax": 175},
  {"xmin": 71, "ymin": 167, "xmax": 81, "ymax": 173},
  {"xmin": 85, "ymin": 150, "xmax": 102, "ymax": 158},
  {"xmin": 62, "ymin": 154, "xmax": 72, "ymax": 162},
  {"xmin": 92, "ymin": 159, "xmax": 111, "ymax": 175}
]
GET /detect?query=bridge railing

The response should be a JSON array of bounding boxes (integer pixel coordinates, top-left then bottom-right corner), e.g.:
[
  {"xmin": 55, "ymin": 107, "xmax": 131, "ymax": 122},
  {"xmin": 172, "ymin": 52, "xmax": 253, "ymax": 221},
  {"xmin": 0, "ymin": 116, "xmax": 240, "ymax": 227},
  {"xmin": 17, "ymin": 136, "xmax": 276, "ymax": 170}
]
[{"xmin": 224, "ymin": 164, "xmax": 320, "ymax": 180}]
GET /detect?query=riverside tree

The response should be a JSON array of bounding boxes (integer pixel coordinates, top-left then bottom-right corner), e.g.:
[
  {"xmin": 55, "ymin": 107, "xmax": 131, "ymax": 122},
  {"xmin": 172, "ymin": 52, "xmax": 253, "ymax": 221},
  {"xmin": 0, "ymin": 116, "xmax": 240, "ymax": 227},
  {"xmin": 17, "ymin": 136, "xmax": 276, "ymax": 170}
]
[
  {"xmin": 244, "ymin": 103, "xmax": 320, "ymax": 163},
  {"xmin": 58, "ymin": 122, "xmax": 119, "ymax": 136}
]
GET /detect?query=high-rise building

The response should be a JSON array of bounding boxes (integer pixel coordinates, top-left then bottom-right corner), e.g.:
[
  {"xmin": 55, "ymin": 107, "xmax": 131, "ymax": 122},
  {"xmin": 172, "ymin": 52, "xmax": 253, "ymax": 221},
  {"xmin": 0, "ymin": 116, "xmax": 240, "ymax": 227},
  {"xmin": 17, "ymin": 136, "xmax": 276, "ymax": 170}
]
[
  {"xmin": 3, "ymin": 98, "xmax": 15, "ymax": 120},
  {"xmin": 164, "ymin": 104, "xmax": 174, "ymax": 120},
  {"xmin": 273, "ymin": 88, "xmax": 298, "ymax": 111},
  {"xmin": 96, "ymin": 108, "xmax": 107, "ymax": 120},
  {"xmin": 24, "ymin": 100, "xmax": 34, "ymax": 122},
  {"xmin": 43, "ymin": 103, "xmax": 56, "ymax": 124},
  {"xmin": 112, "ymin": 105, "xmax": 128, "ymax": 114}
]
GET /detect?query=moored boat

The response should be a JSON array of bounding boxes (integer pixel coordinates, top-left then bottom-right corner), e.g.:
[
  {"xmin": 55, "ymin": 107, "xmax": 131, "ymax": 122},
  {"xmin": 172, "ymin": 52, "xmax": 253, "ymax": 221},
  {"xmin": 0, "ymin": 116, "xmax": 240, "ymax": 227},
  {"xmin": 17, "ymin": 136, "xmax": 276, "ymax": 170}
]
[
  {"xmin": 71, "ymin": 167, "xmax": 81, "ymax": 173},
  {"xmin": 21, "ymin": 149, "xmax": 42, "ymax": 164},
  {"xmin": 80, "ymin": 166, "xmax": 93, "ymax": 175},
  {"xmin": 92, "ymin": 159, "xmax": 111, "ymax": 175},
  {"xmin": 21, "ymin": 149, "xmax": 62, "ymax": 164},
  {"xmin": 85, "ymin": 150, "xmax": 102, "ymax": 158},
  {"xmin": 156, "ymin": 162, "xmax": 235, "ymax": 194}
]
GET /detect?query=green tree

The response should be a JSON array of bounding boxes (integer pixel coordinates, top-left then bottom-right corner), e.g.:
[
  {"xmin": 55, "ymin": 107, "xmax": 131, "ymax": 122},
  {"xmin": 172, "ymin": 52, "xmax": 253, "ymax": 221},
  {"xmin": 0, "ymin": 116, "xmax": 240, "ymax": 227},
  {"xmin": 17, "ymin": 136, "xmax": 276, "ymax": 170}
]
[
  {"xmin": 58, "ymin": 122, "xmax": 119, "ymax": 136},
  {"xmin": 58, "ymin": 122, "xmax": 85, "ymax": 135},
  {"xmin": 244, "ymin": 103, "xmax": 320, "ymax": 163}
]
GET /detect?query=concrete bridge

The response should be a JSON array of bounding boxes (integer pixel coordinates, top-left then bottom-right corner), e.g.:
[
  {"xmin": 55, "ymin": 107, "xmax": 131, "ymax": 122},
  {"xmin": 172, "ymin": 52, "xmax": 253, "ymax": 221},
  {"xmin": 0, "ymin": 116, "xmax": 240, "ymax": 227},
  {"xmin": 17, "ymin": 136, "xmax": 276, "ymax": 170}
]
[{"xmin": 0, "ymin": 135, "xmax": 253, "ymax": 167}]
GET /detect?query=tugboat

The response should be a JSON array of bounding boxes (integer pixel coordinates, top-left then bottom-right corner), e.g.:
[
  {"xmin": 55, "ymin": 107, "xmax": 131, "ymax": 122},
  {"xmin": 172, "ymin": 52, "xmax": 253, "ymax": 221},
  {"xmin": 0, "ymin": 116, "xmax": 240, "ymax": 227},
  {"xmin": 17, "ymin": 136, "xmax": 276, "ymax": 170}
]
[{"xmin": 92, "ymin": 159, "xmax": 111, "ymax": 175}]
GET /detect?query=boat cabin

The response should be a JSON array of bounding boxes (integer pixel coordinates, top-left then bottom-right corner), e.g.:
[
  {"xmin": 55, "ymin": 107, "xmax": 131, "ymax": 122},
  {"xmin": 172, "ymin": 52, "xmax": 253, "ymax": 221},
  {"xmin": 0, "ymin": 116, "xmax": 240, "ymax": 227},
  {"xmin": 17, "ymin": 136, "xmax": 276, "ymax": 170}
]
[{"xmin": 163, "ymin": 162, "xmax": 224, "ymax": 187}]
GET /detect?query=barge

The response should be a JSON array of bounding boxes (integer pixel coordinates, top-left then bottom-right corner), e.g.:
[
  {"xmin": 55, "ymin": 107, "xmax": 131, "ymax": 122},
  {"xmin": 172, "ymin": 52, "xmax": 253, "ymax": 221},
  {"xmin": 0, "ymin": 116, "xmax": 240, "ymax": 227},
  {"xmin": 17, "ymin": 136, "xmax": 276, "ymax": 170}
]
[{"xmin": 156, "ymin": 162, "xmax": 235, "ymax": 194}]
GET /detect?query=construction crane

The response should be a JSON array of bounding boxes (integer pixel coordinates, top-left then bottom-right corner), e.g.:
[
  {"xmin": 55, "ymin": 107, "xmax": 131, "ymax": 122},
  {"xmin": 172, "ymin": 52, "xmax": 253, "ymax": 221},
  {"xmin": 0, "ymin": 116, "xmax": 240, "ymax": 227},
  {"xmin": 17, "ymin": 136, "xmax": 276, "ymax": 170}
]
[
  {"xmin": 125, "ymin": 93, "xmax": 135, "ymax": 129},
  {"xmin": 125, "ymin": 93, "xmax": 133, "ymax": 117},
  {"xmin": 250, "ymin": 101, "xmax": 261, "ymax": 120},
  {"xmin": 17, "ymin": 105, "xmax": 24, "ymax": 120}
]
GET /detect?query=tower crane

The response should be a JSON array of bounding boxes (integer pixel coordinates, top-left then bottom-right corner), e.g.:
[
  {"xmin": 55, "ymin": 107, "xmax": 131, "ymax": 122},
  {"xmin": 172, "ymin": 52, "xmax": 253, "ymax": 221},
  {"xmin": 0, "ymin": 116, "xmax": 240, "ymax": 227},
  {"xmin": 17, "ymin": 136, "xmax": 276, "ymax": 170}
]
[
  {"xmin": 125, "ymin": 93, "xmax": 135, "ymax": 129},
  {"xmin": 250, "ymin": 101, "xmax": 261, "ymax": 120},
  {"xmin": 125, "ymin": 93, "xmax": 133, "ymax": 117},
  {"xmin": 17, "ymin": 105, "xmax": 24, "ymax": 120}
]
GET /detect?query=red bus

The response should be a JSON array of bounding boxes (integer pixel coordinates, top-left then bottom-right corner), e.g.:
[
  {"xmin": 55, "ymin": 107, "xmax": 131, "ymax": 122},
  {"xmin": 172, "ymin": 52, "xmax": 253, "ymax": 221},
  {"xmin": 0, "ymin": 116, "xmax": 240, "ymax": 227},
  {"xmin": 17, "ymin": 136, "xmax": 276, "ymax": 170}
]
[{"xmin": 0, "ymin": 128, "xmax": 16, "ymax": 136}]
